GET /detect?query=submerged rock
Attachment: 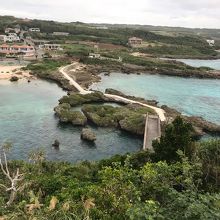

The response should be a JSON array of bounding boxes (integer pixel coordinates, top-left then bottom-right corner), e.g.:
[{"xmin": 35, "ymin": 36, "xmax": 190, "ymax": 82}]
[
  {"xmin": 52, "ymin": 139, "xmax": 60, "ymax": 148},
  {"xmin": 81, "ymin": 128, "xmax": 96, "ymax": 142},
  {"xmin": 10, "ymin": 76, "xmax": 19, "ymax": 82}
]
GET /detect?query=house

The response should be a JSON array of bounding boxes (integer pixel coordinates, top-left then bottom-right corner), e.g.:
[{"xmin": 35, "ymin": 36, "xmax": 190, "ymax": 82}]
[
  {"xmin": 206, "ymin": 39, "xmax": 215, "ymax": 46},
  {"xmin": 0, "ymin": 35, "xmax": 5, "ymax": 42},
  {"xmin": 5, "ymin": 27, "xmax": 20, "ymax": 34},
  {"xmin": 39, "ymin": 44, "xmax": 63, "ymax": 50},
  {"xmin": 0, "ymin": 44, "xmax": 35, "ymax": 57},
  {"xmin": 53, "ymin": 32, "xmax": 69, "ymax": 36},
  {"xmin": 128, "ymin": 37, "xmax": 143, "ymax": 46},
  {"xmin": 2, "ymin": 33, "xmax": 20, "ymax": 43},
  {"xmin": 29, "ymin": 28, "xmax": 41, "ymax": 32}
]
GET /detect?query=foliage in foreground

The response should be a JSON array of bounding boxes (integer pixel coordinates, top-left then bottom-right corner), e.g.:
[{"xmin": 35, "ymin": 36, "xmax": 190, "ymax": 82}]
[{"xmin": 0, "ymin": 118, "xmax": 220, "ymax": 219}]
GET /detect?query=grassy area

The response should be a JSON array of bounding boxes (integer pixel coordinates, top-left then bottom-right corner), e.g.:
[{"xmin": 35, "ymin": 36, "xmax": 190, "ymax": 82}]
[
  {"xmin": 138, "ymin": 44, "xmax": 218, "ymax": 58},
  {"xmin": 24, "ymin": 59, "xmax": 70, "ymax": 74},
  {"xmin": 63, "ymin": 43, "xmax": 94, "ymax": 58}
]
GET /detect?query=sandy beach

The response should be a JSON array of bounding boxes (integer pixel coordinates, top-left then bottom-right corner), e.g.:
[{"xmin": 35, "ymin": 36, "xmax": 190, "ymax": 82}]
[{"xmin": 0, "ymin": 65, "xmax": 33, "ymax": 80}]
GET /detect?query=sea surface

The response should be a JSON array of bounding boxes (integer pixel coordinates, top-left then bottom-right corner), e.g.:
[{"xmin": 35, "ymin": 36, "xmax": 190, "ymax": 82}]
[
  {"xmin": 0, "ymin": 80, "xmax": 142, "ymax": 162},
  {"xmin": 175, "ymin": 59, "xmax": 220, "ymax": 70},
  {"xmin": 90, "ymin": 71, "xmax": 220, "ymax": 125}
]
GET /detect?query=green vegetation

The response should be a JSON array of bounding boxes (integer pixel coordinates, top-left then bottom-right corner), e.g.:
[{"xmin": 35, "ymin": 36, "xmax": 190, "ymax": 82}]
[
  {"xmin": 0, "ymin": 15, "xmax": 219, "ymax": 59},
  {"xmin": 80, "ymin": 54, "xmax": 212, "ymax": 74},
  {"xmin": 64, "ymin": 44, "xmax": 94, "ymax": 58},
  {"xmin": 1, "ymin": 118, "xmax": 220, "ymax": 219},
  {"xmin": 138, "ymin": 44, "xmax": 218, "ymax": 58},
  {"xmin": 24, "ymin": 59, "xmax": 73, "ymax": 90},
  {"xmin": 54, "ymin": 103, "xmax": 87, "ymax": 125},
  {"xmin": 153, "ymin": 117, "xmax": 194, "ymax": 162},
  {"xmin": 81, "ymin": 104, "xmax": 155, "ymax": 135},
  {"xmin": 59, "ymin": 92, "xmax": 107, "ymax": 107},
  {"xmin": 25, "ymin": 59, "xmax": 69, "ymax": 75},
  {"xmin": 57, "ymin": 92, "xmax": 155, "ymax": 135}
]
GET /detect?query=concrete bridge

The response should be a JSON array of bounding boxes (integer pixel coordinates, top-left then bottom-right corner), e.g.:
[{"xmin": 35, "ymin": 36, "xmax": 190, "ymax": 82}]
[{"xmin": 143, "ymin": 114, "xmax": 161, "ymax": 151}]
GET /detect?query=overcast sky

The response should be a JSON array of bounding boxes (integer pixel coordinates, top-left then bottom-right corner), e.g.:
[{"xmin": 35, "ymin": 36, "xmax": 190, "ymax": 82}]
[{"xmin": 0, "ymin": 0, "xmax": 220, "ymax": 28}]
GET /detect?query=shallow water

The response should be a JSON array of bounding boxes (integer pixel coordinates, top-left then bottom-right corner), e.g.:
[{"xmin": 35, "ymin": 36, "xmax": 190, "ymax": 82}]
[
  {"xmin": 90, "ymin": 73, "xmax": 220, "ymax": 125},
  {"xmin": 0, "ymin": 80, "xmax": 142, "ymax": 162}
]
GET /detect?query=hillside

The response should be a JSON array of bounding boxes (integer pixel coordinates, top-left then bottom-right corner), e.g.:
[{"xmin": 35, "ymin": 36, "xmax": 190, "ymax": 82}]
[{"xmin": 0, "ymin": 16, "xmax": 219, "ymax": 58}]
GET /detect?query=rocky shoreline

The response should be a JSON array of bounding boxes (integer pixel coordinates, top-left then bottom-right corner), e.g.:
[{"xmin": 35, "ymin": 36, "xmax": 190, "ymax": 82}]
[
  {"xmin": 77, "ymin": 59, "xmax": 220, "ymax": 84},
  {"xmin": 28, "ymin": 61, "xmax": 220, "ymax": 138},
  {"xmin": 105, "ymin": 89, "xmax": 220, "ymax": 137},
  {"xmin": 54, "ymin": 89, "xmax": 220, "ymax": 138}
]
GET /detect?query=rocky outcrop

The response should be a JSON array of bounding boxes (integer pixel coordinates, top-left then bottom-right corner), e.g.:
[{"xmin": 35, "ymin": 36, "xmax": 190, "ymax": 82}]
[
  {"xmin": 81, "ymin": 128, "xmax": 96, "ymax": 142},
  {"xmin": 105, "ymin": 88, "xmax": 158, "ymax": 106},
  {"xmin": 10, "ymin": 76, "xmax": 19, "ymax": 82},
  {"xmin": 59, "ymin": 91, "xmax": 109, "ymax": 107},
  {"xmin": 162, "ymin": 105, "xmax": 220, "ymax": 137},
  {"xmin": 54, "ymin": 103, "xmax": 87, "ymax": 125},
  {"xmin": 119, "ymin": 114, "xmax": 146, "ymax": 135},
  {"xmin": 82, "ymin": 104, "xmax": 153, "ymax": 136},
  {"xmin": 52, "ymin": 140, "xmax": 60, "ymax": 148}
]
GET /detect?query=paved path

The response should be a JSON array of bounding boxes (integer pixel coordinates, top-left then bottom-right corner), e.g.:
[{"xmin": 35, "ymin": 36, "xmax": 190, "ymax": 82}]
[
  {"xmin": 143, "ymin": 115, "xmax": 161, "ymax": 150},
  {"xmin": 59, "ymin": 63, "xmax": 166, "ymax": 121}
]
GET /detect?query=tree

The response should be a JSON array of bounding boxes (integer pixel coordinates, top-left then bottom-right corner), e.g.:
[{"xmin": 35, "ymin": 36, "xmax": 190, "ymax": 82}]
[
  {"xmin": 153, "ymin": 116, "xmax": 194, "ymax": 163},
  {"xmin": 0, "ymin": 142, "xmax": 24, "ymax": 206},
  {"xmin": 198, "ymin": 139, "xmax": 220, "ymax": 189}
]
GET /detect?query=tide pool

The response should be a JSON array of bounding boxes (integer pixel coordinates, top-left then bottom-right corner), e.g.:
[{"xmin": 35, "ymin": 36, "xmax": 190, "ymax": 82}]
[
  {"xmin": 90, "ymin": 73, "xmax": 220, "ymax": 124},
  {"xmin": 0, "ymin": 79, "xmax": 141, "ymax": 162}
]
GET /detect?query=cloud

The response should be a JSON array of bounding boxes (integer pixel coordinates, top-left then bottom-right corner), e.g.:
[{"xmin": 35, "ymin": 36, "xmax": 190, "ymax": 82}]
[{"xmin": 0, "ymin": 0, "xmax": 219, "ymax": 28}]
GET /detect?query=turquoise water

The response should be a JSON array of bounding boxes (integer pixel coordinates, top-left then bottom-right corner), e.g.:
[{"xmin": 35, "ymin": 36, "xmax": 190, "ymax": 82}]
[
  {"xmin": 0, "ymin": 80, "xmax": 141, "ymax": 162},
  {"xmin": 91, "ymin": 73, "xmax": 220, "ymax": 124},
  {"xmin": 176, "ymin": 59, "xmax": 220, "ymax": 70}
]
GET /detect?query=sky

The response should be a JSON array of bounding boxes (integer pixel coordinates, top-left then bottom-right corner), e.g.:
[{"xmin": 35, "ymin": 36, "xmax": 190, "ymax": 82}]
[{"xmin": 0, "ymin": 0, "xmax": 220, "ymax": 28}]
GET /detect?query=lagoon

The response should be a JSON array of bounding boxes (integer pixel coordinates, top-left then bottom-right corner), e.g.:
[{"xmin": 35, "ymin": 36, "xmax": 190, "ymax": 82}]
[{"xmin": 0, "ymin": 80, "xmax": 142, "ymax": 162}]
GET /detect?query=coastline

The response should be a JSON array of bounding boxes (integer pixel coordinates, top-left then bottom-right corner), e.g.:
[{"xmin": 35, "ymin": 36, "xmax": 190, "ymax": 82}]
[
  {"xmin": 22, "ymin": 61, "xmax": 220, "ymax": 137},
  {"xmin": 0, "ymin": 65, "xmax": 34, "ymax": 80}
]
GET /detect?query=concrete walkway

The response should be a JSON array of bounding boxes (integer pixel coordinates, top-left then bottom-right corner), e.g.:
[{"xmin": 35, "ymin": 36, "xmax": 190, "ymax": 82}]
[
  {"xmin": 143, "ymin": 114, "xmax": 161, "ymax": 150},
  {"xmin": 59, "ymin": 63, "xmax": 166, "ymax": 121}
]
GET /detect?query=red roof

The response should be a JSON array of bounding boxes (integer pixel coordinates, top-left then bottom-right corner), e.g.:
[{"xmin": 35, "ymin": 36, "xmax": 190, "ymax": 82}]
[
  {"xmin": 0, "ymin": 44, "xmax": 9, "ymax": 48},
  {"xmin": 0, "ymin": 44, "xmax": 34, "ymax": 49}
]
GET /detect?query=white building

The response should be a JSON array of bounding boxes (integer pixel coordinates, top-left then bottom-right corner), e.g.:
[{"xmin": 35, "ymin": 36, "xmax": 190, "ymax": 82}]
[
  {"xmin": 1, "ymin": 33, "xmax": 20, "ymax": 43},
  {"xmin": 53, "ymin": 32, "xmax": 69, "ymax": 36},
  {"xmin": 5, "ymin": 27, "xmax": 20, "ymax": 34},
  {"xmin": 39, "ymin": 44, "xmax": 63, "ymax": 50},
  {"xmin": 207, "ymin": 39, "xmax": 215, "ymax": 46},
  {"xmin": 0, "ymin": 35, "xmax": 5, "ymax": 42},
  {"xmin": 29, "ymin": 28, "xmax": 41, "ymax": 32}
]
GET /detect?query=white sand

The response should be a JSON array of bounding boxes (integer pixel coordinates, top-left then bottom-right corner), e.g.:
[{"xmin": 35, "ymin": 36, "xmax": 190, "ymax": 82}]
[{"xmin": 0, "ymin": 65, "xmax": 32, "ymax": 80}]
